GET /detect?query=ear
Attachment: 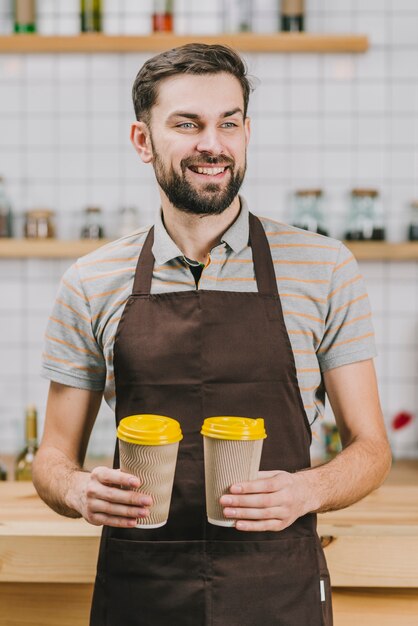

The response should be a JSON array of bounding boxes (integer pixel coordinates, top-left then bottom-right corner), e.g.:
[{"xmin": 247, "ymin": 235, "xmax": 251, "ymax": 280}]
[
  {"xmin": 244, "ymin": 116, "xmax": 251, "ymax": 147},
  {"xmin": 130, "ymin": 121, "xmax": 153, "ymax": 163}
]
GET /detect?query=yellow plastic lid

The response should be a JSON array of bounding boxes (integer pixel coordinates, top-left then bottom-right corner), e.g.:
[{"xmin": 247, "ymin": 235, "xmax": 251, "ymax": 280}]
[
  {"xmin": 117, "ymin": 414, "xmax": 183, "ymax": 446},
  {"xmin": 201, "ymin": 416, "xmax": 267, "ymax": 441}
]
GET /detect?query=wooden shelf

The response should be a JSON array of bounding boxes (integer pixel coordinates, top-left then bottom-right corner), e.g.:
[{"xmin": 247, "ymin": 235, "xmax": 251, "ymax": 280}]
[
  {"xmin": 1, "ymin": 239, "xmax": 418, "ymax": 260},
  {"xmin": 344, "ymin": 241, "xmax": 418, "ymax": 261},
  {"xmin": 0, "ymin": 33, "xmax": 369, "ymax": 54},
  {"xmin": 0, "ymin": 238, "xmax": 111, "ymax": 258}
]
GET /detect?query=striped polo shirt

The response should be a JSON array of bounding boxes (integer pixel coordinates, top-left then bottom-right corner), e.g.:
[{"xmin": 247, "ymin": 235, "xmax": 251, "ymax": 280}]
[{"xmin": 41, "ymin": 197, "xmax": 376, "ymax": 437}]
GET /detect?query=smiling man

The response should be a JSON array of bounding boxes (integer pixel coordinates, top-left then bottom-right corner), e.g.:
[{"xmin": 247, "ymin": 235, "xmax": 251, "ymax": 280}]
[{"xmin": 34, "ymin": 44, "xmax": 391, "ymax": 626}]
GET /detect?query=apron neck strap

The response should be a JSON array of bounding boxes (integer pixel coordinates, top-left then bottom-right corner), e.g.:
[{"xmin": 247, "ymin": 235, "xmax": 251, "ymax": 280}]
[
  {"xmin": 132, "ymin": 226, "xmax": 155, "ymax": 295},
  {"xmin": 132, "ymin": 214, "xmax": 278, "ymax": 296},
  {"xmin": 249, "ymin": 212, "xmax": 278, "ymax": 296}
]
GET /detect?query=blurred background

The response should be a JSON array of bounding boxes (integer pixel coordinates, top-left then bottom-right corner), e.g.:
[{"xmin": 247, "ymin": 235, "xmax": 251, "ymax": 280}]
[{"xmin": 0, "ymin": 0, "xmax": 417, "ymax": 467}]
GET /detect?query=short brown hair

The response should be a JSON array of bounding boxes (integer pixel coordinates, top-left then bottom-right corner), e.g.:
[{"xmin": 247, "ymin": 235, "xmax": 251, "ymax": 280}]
[{"xmin": 132, "ymin": 43, "xmax": 253, "ymax": 125}]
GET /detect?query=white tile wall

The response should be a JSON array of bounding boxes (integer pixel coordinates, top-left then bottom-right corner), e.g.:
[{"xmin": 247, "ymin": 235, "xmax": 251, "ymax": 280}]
[{"xmin": 0, "ymin": 0, "xmax": 417, "ymax": 461}]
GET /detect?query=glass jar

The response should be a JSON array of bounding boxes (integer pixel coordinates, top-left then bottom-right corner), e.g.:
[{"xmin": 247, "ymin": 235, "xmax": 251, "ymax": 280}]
[
  {"xmin": 81, "ymin": 206, "xmax": 105, "ymax": 239},
  {"xmin": 80, "ymin": 0, "xmax": 102, "ymax": 33},
  {"xmin": 280, "ymin": 0, "xmax": 305, "ymax": 33},
  {"xmin": 408, "ymin": 201, "xmax": 418, "ymax": 241},
  {"xmin": 24, "ymin": 209, "xmax": 55, "ymax": 238},
  {"xmin": 222, "ymin": 0, "xmax": 252, "ymax": 33},
  {"xmin": 116, "ymin": 206, "xmax": 139, "ymax": 238},
  {"xmin": 292, "ymin": 189, "xmax": 328, "ymax": 236},
  {"xmin": 345, "ymin": 189, "xmax": 385, "ymax": 241},
  {"xmin": 152, "ymin": 0, "xmax": 173, "ymax": 33}
]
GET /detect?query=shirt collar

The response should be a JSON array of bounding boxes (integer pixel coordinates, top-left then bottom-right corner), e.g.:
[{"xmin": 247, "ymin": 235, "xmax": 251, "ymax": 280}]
[{"xmin": 152, "ymin": 196, "xmax": 250, "ymax": 265}]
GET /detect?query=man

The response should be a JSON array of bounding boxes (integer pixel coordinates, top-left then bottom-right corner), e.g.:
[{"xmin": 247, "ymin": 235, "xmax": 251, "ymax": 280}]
[{"xmin": 33, "ymin": 44, "xmax": 391, "ymax": 626}]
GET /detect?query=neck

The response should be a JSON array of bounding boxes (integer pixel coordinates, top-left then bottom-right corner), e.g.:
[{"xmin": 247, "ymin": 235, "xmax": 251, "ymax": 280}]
[{"xmin": 160, "ymin": 194, "xmax": 241, "ymax": 264}]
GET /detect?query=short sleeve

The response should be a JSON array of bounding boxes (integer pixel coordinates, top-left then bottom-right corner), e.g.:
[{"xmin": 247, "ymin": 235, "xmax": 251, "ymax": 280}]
[
  {"xmin": 317, "ymin": 243, "xmax": 377, "ymax": 372},
  {"xmin": 41, "ymin": 263, "xmax": 106, "ymax": 391}
]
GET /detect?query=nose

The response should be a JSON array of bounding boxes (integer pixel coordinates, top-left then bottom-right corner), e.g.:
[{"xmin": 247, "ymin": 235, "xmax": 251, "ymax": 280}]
[{"xmin": 195, "ymin": 126, "xmax": 224, "ymax": 155}]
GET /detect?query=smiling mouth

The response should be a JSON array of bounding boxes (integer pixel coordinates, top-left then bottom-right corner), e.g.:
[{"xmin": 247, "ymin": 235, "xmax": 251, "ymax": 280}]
[{"xmin": 188, "ymin": 166, "xmax": 228, "ymax": 176}]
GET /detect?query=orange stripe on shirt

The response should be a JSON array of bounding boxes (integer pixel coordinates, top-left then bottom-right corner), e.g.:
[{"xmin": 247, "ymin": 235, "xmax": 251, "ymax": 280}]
[
  {"xmin": 265, "ymin": 229, "xmax": 320, "ymax": 238},
  {"xmin": 331, "ymin": 293, "xmax": 368, "ymax": 317},
  {"xmin": 283, "ymin": 310, "xmax": 323, "ymax": 324},
  {"xmin": 270, "ymin": 243, "xmax": 339, "ymax": 250},
  {"xmin": 277, "ymin": 276, "xmax": 329, "ymax": 284},
  {"xmin": 328, "ymin": 275, "xmax": 362, "ymax": 300},
  {"xmin": 43, "ymin": 352, "xmax": 104, "ymax": 374},
  {"xmin": 293, "ymin": 349, "xmax": 316, "ymax": 355},
  {"xmin": 280, "ymin": 293, "xmax": 327, "ymax": 304},
  {"xmin": 77, "ymin": 256, "xmax": 140, "ymax": 267},
  {"xmin": 203, "ymin": 275, "xmax": 255, "ymax": 283},
  {"xmin": 56, "ymin": 299, "xmax": 91, "ymax": 323},
  {"xmin": 274, "ymin": 259, "xmax": 334, "ymax": 266},
  {"xmin": 296, "ymin": 368, "xmax": 319, "ymax": 373},
  {"xmin": 62, "ymin": 278, "xmax": 87, "ymax": 302},
  {"xmin": 333, "ymin": 255, "xmax": 355, "ymax": 272},
  {"xmin": 45, "ymin": 334, "xmax": 99, "ymax": 357},
  {"xmin": 318, "ymin": 331, "xmax": 375, "ymax": 352},
  {"xmin": 80, "ymin": 266, "xmax": 136, "ymax": 284},
  {"xmin": 331, "ymin": 312, "xmax": 372, "ymax": 333},
  {"xmin": 89, "ymin": 285, "xmax": 128, "ymax": 300},
  {"xmin": 288, "ymin": 328, "xmax": 321, "ymax": 343},
  {"xmin": 49, "ymin": 316, "xmax": 96, "ymax": 342}
]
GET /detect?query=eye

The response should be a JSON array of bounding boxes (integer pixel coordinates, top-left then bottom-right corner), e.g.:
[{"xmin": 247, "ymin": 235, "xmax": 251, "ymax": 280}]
[
  {"xmin": 221, "ymin": 121, "xmax": 238, "ymax": 128},
  {"xmin": 177, "ymin": 122, "xmax": 197, "ymax": 129}
]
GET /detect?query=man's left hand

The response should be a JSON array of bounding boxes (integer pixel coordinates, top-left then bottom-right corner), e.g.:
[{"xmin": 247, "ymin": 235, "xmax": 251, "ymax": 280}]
[{"xmin": 219, "ymin": 470, "xmax": 311, "ymax": 532}]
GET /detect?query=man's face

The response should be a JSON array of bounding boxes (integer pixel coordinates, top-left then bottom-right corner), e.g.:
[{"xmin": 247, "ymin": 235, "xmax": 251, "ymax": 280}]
[{"xmin": 145, "ymin": 72, "xmax": 250, "ymax": 216}]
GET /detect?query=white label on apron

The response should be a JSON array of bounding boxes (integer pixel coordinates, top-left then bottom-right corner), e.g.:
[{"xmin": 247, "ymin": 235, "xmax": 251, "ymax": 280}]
[{"xmin": 320, "ymin": 579, "xmax": 326, "ymax": 602}]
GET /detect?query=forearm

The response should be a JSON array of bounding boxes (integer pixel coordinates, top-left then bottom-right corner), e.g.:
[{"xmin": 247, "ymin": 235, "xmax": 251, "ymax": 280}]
[
  {"xmin": 296, "ymin": 435, "xmax": 392, "ymax": 515},
  {"xmin": 32, "ymin": 444, "xmax": 89, "ymax": 519}
]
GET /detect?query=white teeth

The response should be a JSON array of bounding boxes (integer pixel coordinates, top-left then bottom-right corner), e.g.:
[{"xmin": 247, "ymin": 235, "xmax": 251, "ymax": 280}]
[{"xmin": 195, "ymin": 167, "xmax": 226, "ymax": 175}]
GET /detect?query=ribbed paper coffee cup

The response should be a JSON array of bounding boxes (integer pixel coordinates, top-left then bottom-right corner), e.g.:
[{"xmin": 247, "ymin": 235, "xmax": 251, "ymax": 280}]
[
  {"xmin": 201, "ymin": 417, "xmax": 267, "ymax": 527},
  {"xmin": 117, "ymin": 414, "xmax": 182, "ymax": 529}
]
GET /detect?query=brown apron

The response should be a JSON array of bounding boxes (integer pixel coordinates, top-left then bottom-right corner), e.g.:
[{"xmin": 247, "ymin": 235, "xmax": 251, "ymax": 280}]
[{"xmin": 90, "ymin": 212, "xmax": 333, "ymax": 626}]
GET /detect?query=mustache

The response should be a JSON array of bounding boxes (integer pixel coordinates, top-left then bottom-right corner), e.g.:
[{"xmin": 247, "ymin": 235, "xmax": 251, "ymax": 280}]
[{"xmin": 181, "ymin": 155, "xmax": 235, "ymax": 170}]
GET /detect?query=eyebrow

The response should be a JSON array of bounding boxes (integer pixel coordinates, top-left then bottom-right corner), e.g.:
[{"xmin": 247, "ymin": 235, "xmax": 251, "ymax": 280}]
[{"xmin": 167, "ymin": 107, "xmax": 244, "ymax": 122}]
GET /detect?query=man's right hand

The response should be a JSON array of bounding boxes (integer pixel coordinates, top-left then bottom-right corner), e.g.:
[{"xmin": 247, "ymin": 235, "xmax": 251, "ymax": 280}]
[{"xmin": 68, "ymin": 466, "xmax": 153, "ymax": 528}]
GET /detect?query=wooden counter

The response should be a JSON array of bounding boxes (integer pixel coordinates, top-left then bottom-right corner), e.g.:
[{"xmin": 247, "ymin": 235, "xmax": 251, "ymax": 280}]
[{"xmin": 1, "ymin": 462, "xmax": 418, "ymax": 625}]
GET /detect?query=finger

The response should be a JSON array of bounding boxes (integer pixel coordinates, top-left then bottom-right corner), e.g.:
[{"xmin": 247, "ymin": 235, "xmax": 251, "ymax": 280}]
[
  {"xmin": 93, "ymin": 484, "xmax": 153, "ymax": 508},
  {"xmin": 258, "ymin": 470, "xmax": 283, "ymax": 479},
  {"xmin": 92, "ymin": 513, "xmax": 142, "ymax": 528},
  {"xmin": 228, "ymin": 475, "xmax": 281, "ymax": 495},
  {"xmin": 223, "ymin": 506, "xmax": 281, "ymax": 521},
  {"xmin": 91, "ymin": 499, "xmax": 151, "ymax": 520},
  {"xmin": 220, "ymin": 492, "xmax": 276, "ymax": 509},
  {"xmin": 234, "ymin": 518, "xmax": 287, "ymax": 532},
  {"xmin": 92, "ymin": 466, "xmax": 141, "ymax": 489}
]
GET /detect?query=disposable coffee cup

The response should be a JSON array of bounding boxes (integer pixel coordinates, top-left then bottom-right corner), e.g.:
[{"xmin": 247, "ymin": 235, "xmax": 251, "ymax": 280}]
[
  {"xmin": 201, "ymin": 416, "xmax": 267, "ymax": 527},
  {"xmin": 117, "ymin": 414, "xmax": 183, "ymax": 529}
]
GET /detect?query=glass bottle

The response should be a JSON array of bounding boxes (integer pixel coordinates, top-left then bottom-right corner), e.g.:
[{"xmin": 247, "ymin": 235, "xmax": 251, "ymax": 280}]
[
  {"xmin": 24, "ymin": 209, "xmax": 55, "ymax": 238},
  {"xmin": 14, "ymin": 0, "xmax": 36, "ymax": 33},
  {"xmin": 0, "ymin": 459, "xmax": 7, "ymax": 481},
  {"xmin": 80, "ymin": 0, "xmax": 102, "ymax": 33},
  {"xmin": 408, "ymin": 201, "xmax": 418, "ymax": 241},
  {"xmin": 0, "ymin": 176, "xmax": 13, "ymax": 238},
  {"xmin": 15, "ymin": 406, "xmax": 39, "ymax": 481},
  {"xmin": 280, "ymin": 0, "xmax": 305, "ymax": 32},
  {"xmin": 345, "ymin": 189, "xmax": 385, "ymax": 241},
  {"xmin": 222, "ymin": 0, "xmax": 252, "ymax": 33},
  {"xmin": 81, "ymin": 206, "xmax": 105, "ymax": 239},
  {"xmin": 152, "ymin": 0, "xmax": 173, "ymax": 33},
  {"xmin": 292, "ymin": 189, "xmax": 328, "ymax": 236},
  {"xmin": 117, "ymin": 206, "xmax": 139, "ymax": 238}
]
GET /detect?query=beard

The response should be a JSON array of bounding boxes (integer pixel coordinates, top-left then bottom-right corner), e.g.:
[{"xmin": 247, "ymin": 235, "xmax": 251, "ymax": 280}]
[{"xmin": 152, "ymin": 145, "xmax": 246, "ymax": 216}]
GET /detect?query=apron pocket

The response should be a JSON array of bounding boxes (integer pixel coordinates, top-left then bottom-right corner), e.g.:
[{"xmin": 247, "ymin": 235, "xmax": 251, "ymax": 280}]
[
  {"xmin": 106, "ymin": 538, "xmax": 207, "ymax": 626},
  {"xmin": 209, "ymin": 535, "xmax": 323, "ymax": 626}
]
